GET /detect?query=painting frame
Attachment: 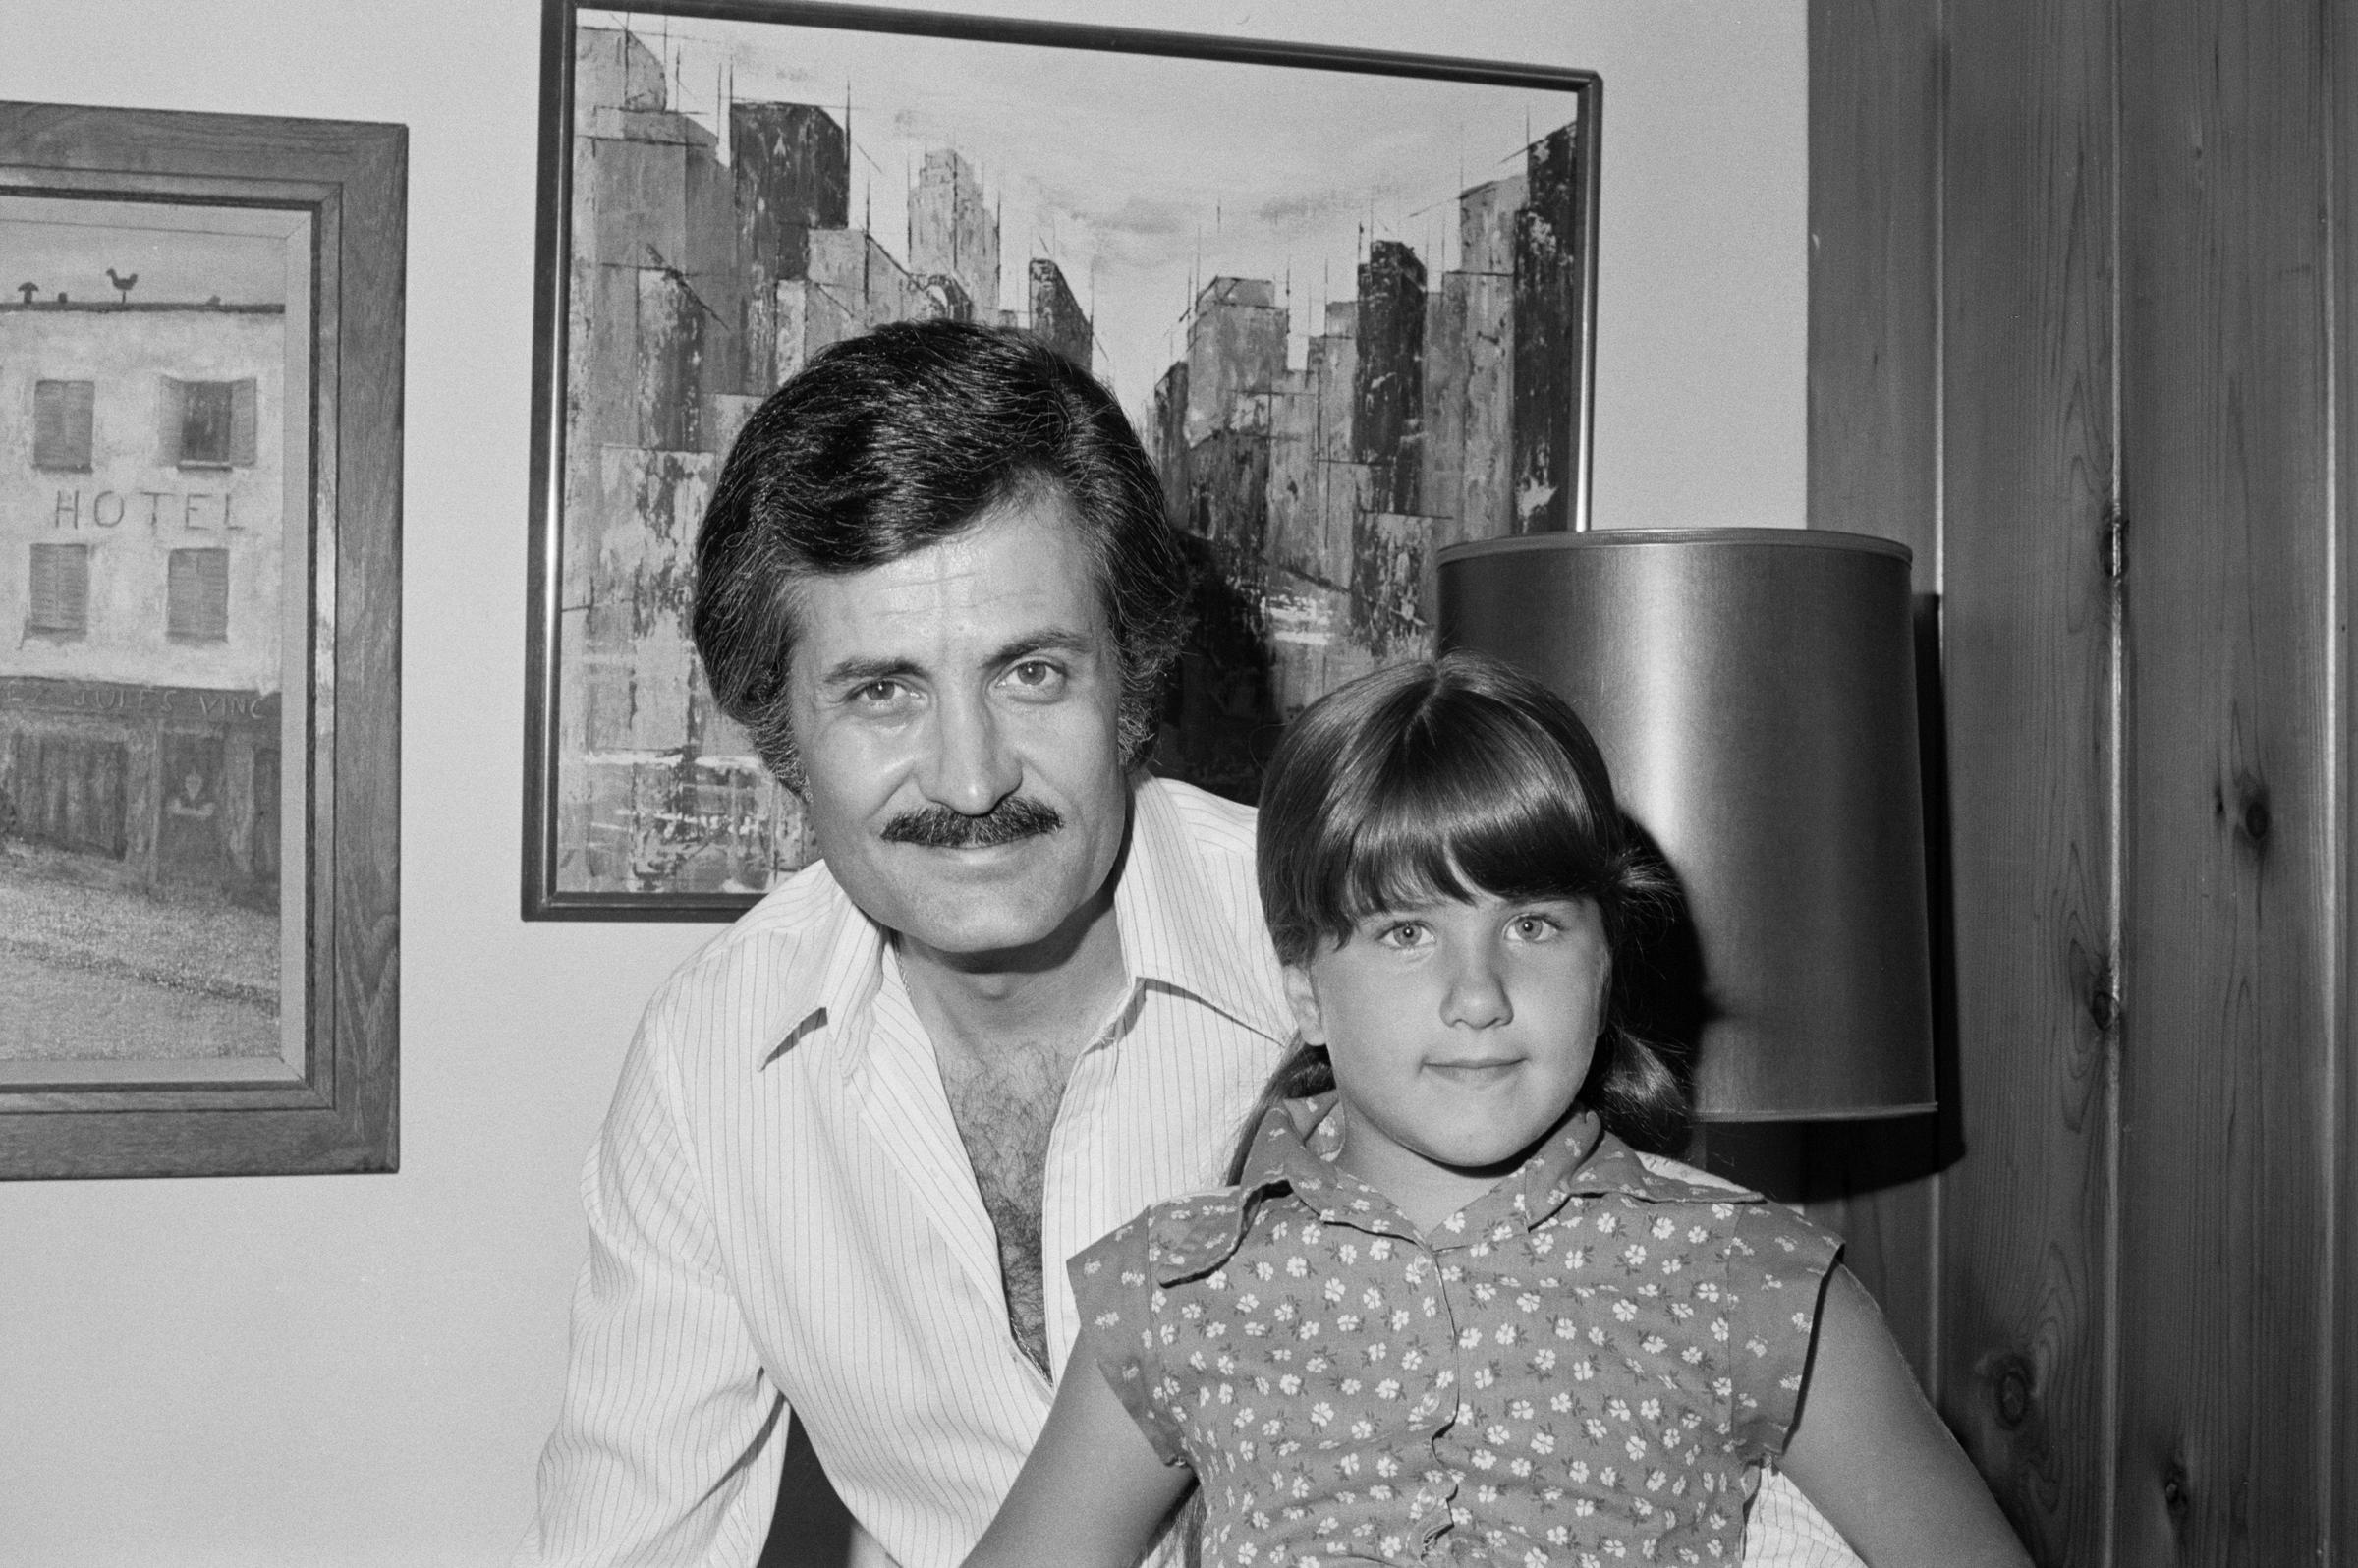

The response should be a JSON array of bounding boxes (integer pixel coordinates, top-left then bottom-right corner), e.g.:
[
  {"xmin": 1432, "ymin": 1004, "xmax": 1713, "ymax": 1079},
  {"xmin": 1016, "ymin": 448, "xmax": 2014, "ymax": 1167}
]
[
  {"xmin": 523, "ymin": 0, "xmax": 1600, "ymax": 919},
  {"xmin": 0, "ymin": 103, "xmax": 405, "ymax": 1178}
]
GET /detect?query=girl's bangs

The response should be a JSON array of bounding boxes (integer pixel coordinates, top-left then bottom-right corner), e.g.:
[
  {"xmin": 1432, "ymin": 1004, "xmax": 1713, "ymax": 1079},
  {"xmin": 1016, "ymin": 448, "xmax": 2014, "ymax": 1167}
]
[{"xmin": 1322, "ymin": 708, "xmax": 1616, "ymax": 931}]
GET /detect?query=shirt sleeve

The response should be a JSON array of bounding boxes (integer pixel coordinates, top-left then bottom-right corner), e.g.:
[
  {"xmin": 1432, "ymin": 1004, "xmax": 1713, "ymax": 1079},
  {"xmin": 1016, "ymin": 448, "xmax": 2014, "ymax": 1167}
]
[
  {"xmin": 1066, "ymin": 1213, "xmax": 1192, "ymax": 1468},
  {"xmin": 517, "ymin": 978, "xmax": 788, "ymax": 1567},
  {"xmin": 1723, "ymin": 1201, "xmax": 1843, "ymax": 1458}
]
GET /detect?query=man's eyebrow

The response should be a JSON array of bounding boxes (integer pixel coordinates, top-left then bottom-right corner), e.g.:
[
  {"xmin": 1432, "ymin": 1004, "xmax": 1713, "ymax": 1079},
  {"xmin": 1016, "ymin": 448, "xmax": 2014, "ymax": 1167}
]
[
  {"xmin": 815, "ymin": 654, "xmax": 923, "ymax": 690},
  {"xmin": 988, "ymin": 628, "xmax": 1098, "ymax": 665}
]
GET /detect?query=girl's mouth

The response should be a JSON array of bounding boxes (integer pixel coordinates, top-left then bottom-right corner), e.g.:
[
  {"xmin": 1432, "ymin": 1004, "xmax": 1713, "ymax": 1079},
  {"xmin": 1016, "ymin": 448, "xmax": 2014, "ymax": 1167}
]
[{"xmin": 1426, "ymin": 1058, "xmax": 1522, "ymax": 1084}]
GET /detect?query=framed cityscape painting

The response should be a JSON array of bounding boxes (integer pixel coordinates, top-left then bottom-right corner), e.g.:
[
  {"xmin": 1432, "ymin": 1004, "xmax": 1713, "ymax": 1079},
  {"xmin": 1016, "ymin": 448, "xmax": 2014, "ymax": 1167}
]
[
  {"xmin": 523, "ymin": 0, "xmax": 1600, "ymax": 918},
  {"xmin": 0, "ymin": 104, "xmax": 404, "ymax": 1178}
]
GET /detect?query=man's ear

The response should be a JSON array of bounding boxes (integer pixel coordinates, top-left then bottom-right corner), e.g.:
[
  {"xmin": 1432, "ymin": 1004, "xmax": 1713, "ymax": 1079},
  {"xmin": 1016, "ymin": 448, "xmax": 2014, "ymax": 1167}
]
[{"xmin": 1282, "ymin": 965, "xmax": 1328, "ymax": 1045}]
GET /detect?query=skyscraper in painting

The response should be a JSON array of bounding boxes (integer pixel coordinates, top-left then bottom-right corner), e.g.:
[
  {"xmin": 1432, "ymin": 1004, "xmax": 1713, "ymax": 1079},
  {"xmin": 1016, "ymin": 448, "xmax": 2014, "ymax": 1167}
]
[{"xmin": 1148, "ymin": 118, "xmax": 1591, "ymax": 801}]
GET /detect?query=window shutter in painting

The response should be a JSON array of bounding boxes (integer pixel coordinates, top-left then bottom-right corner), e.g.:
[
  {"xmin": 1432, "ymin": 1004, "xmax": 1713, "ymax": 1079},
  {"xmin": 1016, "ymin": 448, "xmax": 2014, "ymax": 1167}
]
[
  {"xmin": 33, "ymin": 380, "xmax": 95, "ymax": 471},
  {"xmin": 156, "ymin": 377, "xmax": 185, "ymax": 465},
  {"xmin": 231, "ymin": 378, "xmax": 258, "ymax": 466},
  {"xmin": 155, "ymin": 379, "xmax": 256, "ymax": 467},
  {"xmin": 167, "ymin": 547, "xmax": 231, "ymax": 641},
  {"xmin": 178, "ymin": 381, "xmax": 237, "ymax": 466},
  {"xmin": 28, "ymin": 543, "xmax": 90, "ymax": 634}
]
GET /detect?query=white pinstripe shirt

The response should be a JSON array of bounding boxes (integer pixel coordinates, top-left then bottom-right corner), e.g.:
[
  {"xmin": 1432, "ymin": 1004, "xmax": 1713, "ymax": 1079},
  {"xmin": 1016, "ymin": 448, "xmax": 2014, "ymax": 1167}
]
[
  {"xmin": 519, "ymin": 775, "xmax": 1865, "ymax": 1568},
  {"xmin": 521, "ymin": 778, "xmax": 1296, "ymax": 1568}
]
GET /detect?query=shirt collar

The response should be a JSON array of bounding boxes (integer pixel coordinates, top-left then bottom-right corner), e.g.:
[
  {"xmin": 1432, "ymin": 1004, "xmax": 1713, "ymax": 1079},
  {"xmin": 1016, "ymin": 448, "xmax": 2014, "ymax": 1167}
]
[
  {"xmin": 771, "ymin": 776, "xmax": 1290, "ymax": 1077},
  {"xmin": 1243, "ymin": 1092, "xmax": 1610, "ymax": 1228},
  {"xmin": 810, "ymin": 891, "xmax": 888, "ymax": 1078},
  {"xmin": 745, "ymin": 877, "xmax": 887, "ymax": 1077},
  {"xmin": 1107, "ymin": 776, "xmax": 1293, "ymax": 1042},
  {"xmin": 1162, "ymin": 1095, "xmax": 1721, "ymax": 1267}
]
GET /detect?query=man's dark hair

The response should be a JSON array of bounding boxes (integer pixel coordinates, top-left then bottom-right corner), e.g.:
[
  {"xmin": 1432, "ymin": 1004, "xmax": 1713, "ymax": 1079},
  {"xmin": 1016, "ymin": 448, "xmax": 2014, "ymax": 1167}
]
[{"xmin": 692, "ymin": 319, "xmax": 1191, "ymax": 790}]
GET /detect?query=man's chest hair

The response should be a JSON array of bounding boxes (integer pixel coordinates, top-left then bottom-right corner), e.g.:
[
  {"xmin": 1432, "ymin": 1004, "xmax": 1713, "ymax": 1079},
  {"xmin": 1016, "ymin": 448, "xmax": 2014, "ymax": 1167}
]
[
  {"xmin": 939, "ymin": 1041, "xmax": 1066, "ymax": 1210},
  {"xmin": 937, "ymin": 1037, "xmax": 1079, "ymax": 1371}
]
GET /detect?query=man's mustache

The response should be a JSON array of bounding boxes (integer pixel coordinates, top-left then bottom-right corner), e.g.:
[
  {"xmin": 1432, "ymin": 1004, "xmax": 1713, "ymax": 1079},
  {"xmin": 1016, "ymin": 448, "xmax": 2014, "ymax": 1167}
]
[{"xmin": 878, "ymin": 796, "xmax": 1063, "ymax": 848}]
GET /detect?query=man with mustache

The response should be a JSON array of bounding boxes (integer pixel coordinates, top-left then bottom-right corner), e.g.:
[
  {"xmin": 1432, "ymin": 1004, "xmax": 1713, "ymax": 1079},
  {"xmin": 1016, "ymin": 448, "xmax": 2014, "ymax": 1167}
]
[{"xmin": 522, "ymin": 321, "xmax": 1856, "ymax": 1568}]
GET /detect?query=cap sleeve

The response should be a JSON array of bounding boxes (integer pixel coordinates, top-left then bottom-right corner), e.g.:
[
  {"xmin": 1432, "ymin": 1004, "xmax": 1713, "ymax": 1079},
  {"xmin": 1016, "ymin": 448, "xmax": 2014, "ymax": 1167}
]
[
  {"xmin": 1066, "ymin": 1212, "xmax": 1190, "ymax": 1468},
  {"xmin": 1722, "ymin": 1199, "xmax": 1843, "ymax": 1456}
]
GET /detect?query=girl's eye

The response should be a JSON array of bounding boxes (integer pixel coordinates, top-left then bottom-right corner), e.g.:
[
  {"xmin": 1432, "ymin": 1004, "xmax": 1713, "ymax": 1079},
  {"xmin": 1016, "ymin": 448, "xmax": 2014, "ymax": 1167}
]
[
  {"xmin": 1508, "ymin": 914, "xmax": 1561, "ymax": 941},
  {"xmin": 1376, "ymin": 920, "xmax": 1430, "ymax": 949}
]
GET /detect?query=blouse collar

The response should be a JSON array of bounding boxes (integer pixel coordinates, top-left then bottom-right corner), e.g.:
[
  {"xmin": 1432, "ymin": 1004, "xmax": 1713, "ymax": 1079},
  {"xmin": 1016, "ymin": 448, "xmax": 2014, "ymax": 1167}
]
[{"xmin": 1151, "ymin": 1093, "xmax": 1712, "ymax": 1283}]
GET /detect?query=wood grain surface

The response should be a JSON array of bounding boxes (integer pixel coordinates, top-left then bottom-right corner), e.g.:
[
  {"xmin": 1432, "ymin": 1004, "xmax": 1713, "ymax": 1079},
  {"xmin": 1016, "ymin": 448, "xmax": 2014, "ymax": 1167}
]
[
  {"xmin": 1809, "ymin": 0, "xmax": 1940, "ymax": 573},
  {"xmin": 330, "ymin": 115, "xmax": 406, "ymax": 1174},
  {"xmin": 2335, "ymin": 8, "xmax": 2358, "ymax": 1558},
  {"xmin": 1799, "ymin": 0, "xmax": 1947, "ymax": 1392},
  {"xmin": 2113, "ymin": 3, "xmax": 2336, "ymax": 1561},
  {"xmin": 1935, "ymin": 0, "xmax": 2121, "ymax": 1560}
]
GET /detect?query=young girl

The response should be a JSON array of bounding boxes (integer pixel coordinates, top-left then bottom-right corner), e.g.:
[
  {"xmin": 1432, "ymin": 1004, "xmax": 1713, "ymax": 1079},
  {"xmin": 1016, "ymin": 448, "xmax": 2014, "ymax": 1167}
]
[{"xmin": 966, "ymin": 652, "xmax": 2027, "ymax": 1568}]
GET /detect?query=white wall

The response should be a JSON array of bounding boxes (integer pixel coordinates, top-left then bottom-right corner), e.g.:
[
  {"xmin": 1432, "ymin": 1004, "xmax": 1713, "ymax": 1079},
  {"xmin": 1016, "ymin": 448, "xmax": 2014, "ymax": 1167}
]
[{"xmin": 0, "ymin": 2, "xmax": 1802, "ymax": 1562}]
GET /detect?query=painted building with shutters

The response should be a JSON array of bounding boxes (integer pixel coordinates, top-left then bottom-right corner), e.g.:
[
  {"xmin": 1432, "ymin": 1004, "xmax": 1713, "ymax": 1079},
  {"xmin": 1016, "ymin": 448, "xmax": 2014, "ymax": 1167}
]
[{"xmin": 0, "ymin": 300, "xmax": 286, "ymax": 902}]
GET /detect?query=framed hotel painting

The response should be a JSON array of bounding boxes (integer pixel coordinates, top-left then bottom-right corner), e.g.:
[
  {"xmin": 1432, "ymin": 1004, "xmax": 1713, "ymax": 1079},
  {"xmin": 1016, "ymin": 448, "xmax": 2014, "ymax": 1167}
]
[
  {"xmin": 0, "ymin": 104, "xmax": 405, "ymax": 1178},
  {"xmin": 523, "ymin": 0, "xmax": 1600, "ymax": 919}
]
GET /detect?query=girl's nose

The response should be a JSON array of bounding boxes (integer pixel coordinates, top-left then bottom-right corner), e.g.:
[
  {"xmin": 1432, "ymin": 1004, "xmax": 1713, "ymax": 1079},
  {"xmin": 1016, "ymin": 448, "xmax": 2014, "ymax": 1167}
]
[
  {"xmin": 916, "ymin": 691, "xmax": 1020, "ymax": 815},
  {"xmin": 1440, "ymin": 945, "xmax": 1512, "ymax": 1029}
]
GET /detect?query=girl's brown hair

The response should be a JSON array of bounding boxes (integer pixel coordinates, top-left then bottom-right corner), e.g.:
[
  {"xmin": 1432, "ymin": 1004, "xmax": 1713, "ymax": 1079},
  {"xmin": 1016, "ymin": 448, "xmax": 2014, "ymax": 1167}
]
[{"xmin": 1230, "ymin": 650, "xmax": 1687, "ymax": 1179}]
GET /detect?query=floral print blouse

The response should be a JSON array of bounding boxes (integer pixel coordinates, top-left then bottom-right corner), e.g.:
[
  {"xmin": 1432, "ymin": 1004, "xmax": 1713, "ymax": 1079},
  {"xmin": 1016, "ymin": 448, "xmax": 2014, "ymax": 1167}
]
[{"xmin": 1067, "ymin": 1096, "xmax": 1841, "ymax": 1568}]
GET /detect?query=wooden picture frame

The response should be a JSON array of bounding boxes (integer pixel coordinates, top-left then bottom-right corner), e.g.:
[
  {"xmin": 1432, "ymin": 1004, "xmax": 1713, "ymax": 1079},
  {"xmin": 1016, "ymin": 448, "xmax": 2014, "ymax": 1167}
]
[
  {"xmin": 523, "ymin": 0, "xmax": 1600, "ymax": 919},
  {"xmin": 0, "ymin": 103, "xmax": 405, "ymax": 1178}
]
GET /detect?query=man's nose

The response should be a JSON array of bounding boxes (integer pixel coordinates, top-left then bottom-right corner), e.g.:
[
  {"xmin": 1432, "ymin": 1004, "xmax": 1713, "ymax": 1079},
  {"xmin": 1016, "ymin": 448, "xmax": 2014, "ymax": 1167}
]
[
  {"xmin": 1440, "ymin": 943, "xmax": 1512, "ymax": 1029},
  {"xmin": 916, "ymin": 689, "xmax": 1020, "ymax": 815}
]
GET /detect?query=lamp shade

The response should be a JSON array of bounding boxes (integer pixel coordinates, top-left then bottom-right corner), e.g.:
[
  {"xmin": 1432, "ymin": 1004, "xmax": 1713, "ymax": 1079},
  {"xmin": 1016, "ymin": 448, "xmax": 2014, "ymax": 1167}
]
[{"xmin": 1436, "ymin": 529, "xmax": 1935, "ymax": 1120}]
